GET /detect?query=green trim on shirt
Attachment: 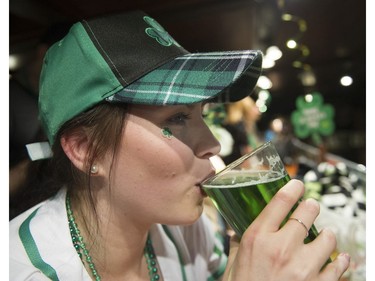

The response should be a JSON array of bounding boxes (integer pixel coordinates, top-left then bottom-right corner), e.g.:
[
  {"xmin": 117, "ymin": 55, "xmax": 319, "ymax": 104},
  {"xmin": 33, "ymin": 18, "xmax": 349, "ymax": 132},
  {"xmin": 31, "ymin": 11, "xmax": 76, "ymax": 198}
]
[
  {"xmin": 207, "ymin": 241, "xmax": 227, "ymax": 281},
  {"xmin": 162, "ymin": 225, "xmax": 188, "ymax": 281},
  {"xmin": 162, "ymin": 225, "xmax": 227, "ymax": 281},
  {"xmin": 19, "ymin": 208, "xmax": 60, "ymax": 281}
]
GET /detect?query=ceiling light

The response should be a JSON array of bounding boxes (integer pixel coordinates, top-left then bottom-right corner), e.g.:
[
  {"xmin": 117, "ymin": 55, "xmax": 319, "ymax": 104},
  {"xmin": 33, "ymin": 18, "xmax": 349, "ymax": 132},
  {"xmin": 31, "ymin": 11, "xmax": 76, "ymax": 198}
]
[
  {"xmin": 282, "ymin": 14, "xmax": 293, "ymax": 21},
  {"xmin": 286, "ymin": 40, "xmax": 297, "ymax": 49},
  {"xmin": 256, "ymin": 99, "xmax": 265, "ymax": 108},
  {"xmin": 292, "ymin": 61, "xmax": 303, "ymax": 68},
  {"xmin": 9, "ymin": 54, "xmax": 22, "ymax": 71},
  {"xmin": 340, "ymin": 75, "xmax": 353, "ymax": 86},
  {"xmin": 262, "ymin": 57, "xmax": 275, "ymax": 69},
  {"xmin": 271, "ymin": 118, "xmax": 283, "ymax": 132},
  {"xmin": 259, "ymin": 104, "xmax": 268, "ymax": 113},
  {"xmin": 299, "ymin": 70, "xmax": 316, "ymax": 86},
  {"xmin": 258, "ymin": 90, "xmax": 270, "ymax": 101},
  {"xmin": 266, "ymin": 46, "xmax": 282, "ymax": 61},
  {"xmin": 257, "ymin": 76, "xmax": 273, "ymax": 90}
]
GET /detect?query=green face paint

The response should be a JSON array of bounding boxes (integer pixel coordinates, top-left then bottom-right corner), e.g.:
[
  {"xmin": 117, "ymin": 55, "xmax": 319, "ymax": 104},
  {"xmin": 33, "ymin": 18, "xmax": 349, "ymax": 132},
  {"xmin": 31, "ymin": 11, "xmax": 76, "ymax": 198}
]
[{"xmin": 161, "ymin": 127, "xmax": 173, "ymax": 139}]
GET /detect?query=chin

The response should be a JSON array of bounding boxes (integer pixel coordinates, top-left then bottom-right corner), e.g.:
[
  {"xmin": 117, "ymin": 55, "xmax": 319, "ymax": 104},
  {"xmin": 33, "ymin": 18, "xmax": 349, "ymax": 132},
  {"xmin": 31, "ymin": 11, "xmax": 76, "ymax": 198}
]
[
  {"xmin": 167, "ymin": 206, "xmax": 204, "ymax": 226},
  {"xmin": 183, "ymin": 206, "xmax": 204, "ymax": 225}
]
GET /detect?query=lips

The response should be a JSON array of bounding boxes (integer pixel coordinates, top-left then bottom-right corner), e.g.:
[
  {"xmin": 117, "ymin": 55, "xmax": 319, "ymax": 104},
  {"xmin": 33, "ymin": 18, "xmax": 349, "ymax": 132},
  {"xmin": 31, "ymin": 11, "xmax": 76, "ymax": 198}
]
[
  {"xmin": 199, "ymin": 186, "xmax": 207, "ymax": 197},
  {"xmin": 197, "ymin": 170, "xmax": 216, "ymax": 197},
  {"xmin": 196, "ymin": 183, "xmax": 207, "ymax": 197}
]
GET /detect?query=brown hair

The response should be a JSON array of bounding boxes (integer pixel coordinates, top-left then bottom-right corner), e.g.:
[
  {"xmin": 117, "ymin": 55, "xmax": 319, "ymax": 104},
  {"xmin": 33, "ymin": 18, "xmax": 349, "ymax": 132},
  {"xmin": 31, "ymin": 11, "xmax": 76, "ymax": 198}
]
[
  {"xmin": 15, "ymin": 102, "xmax": 129, "ymax": 221},
  {"xmin": 49, "ymin": 102, "xmax": 130, "ymax": 241},
  {"xmin": 52, "ymin": 103, "xmax": 128, "ymax": 190},
  {"xmin": 55, "ymin": 102, "xmax": 128, "ymax": 196}
]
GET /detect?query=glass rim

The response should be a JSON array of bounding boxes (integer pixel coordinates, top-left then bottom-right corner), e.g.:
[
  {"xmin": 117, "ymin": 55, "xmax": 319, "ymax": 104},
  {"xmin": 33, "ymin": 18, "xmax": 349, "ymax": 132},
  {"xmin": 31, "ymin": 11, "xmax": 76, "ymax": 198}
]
[{"xmin": 203, "ymin": 141, "xmax": 275, "ymax": 185}]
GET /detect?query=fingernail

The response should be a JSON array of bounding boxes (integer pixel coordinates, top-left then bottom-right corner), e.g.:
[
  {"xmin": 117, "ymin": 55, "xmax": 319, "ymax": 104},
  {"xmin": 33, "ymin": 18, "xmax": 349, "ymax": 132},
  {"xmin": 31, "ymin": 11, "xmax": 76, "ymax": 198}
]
[
  {"xmin": 305, "ymin": 198, "xmax": 319, "ymax": 210},
  {"xmin": 284, "ymin": 179, "xmax": 303, "ymax": 193},
  {"xmin": 338, "ymin": 252, "xmax": 351, "ymax": 262}
]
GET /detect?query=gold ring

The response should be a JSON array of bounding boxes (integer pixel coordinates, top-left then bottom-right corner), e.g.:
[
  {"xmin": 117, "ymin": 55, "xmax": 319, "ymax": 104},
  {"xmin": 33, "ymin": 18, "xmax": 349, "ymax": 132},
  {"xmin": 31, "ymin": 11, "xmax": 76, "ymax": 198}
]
[{"xmin": 288, "ymin": 218, "xmax": 309, "ymax": 238}]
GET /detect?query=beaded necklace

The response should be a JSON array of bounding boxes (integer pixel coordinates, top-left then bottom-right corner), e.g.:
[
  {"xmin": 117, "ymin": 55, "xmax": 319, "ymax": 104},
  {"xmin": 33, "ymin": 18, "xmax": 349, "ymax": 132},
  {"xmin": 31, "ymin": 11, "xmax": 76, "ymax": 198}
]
[{"xmin": 66, "ymin": 195, "xmax": 161, "ymax": 281}]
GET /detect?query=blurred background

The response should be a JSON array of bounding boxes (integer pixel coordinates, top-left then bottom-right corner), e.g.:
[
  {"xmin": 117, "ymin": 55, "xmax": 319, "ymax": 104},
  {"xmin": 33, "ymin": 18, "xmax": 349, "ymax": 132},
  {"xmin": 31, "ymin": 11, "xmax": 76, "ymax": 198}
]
[{"xmin": 10, "ymin": 0, "xmax": 366, "ymax": 164}]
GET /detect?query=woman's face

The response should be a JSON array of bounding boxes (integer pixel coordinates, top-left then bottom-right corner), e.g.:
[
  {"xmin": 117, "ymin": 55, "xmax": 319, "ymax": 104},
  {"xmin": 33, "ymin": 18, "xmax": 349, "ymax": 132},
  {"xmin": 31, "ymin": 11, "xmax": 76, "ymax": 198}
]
[{"xmin": 103, "ymin": 103, "xmax": 220, "ymax": 226}]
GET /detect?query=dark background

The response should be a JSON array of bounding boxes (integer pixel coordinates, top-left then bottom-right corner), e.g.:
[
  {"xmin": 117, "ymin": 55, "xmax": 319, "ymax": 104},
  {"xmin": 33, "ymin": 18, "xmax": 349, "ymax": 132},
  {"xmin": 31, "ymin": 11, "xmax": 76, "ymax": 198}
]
[{"xmin": 9, "ymin": 0, "xmax": 366, "ymax": 165}]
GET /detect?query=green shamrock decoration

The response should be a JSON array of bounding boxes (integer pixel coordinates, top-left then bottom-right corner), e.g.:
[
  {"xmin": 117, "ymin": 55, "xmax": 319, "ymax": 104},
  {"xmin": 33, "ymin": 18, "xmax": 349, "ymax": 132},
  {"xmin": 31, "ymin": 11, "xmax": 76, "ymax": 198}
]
[
  {"xmin": 161, "ymin": 127, "xmax": 173, "ymax": 139},
  {"xmin": 143, "ymin": 16, "xmax": 181, "ymax": 47},
  {"xmin": 291, "ymin": 92, "xmax": 335, "ymax": 145}
]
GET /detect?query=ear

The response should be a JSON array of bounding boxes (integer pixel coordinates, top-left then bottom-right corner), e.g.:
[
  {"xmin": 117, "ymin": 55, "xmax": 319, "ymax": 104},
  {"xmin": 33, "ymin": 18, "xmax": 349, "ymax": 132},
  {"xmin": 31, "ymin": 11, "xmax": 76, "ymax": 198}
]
[{"xmin": 60, "ymin": 129, "xmax": 90, "ymax": 173}]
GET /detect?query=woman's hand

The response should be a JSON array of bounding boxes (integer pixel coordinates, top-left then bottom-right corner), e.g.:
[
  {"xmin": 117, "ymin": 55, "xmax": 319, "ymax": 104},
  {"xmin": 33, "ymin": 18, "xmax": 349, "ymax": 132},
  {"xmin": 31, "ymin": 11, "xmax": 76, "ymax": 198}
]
[{"xmin": 222, "ymin": 179, "xmax": 350, "ymax": 281}]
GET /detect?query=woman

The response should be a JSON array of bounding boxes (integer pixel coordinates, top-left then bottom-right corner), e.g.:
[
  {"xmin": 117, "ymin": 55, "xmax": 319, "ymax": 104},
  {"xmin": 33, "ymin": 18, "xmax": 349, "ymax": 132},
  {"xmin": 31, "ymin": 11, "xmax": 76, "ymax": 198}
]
[
  {"xmin": 221, "ymin": 96, "xmax": 262, "ymax": 165},
  {"xmin": 10, "ymin": 10, "xmax": 350, "ymax": 281}
]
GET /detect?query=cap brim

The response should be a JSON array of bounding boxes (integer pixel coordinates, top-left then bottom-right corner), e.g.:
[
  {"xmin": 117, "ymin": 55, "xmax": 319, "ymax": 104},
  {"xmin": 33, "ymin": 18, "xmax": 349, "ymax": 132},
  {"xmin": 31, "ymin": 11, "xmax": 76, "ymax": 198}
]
[{"xmin": 108, "ymin": 50, "xmax": 263, "ymax": 105}]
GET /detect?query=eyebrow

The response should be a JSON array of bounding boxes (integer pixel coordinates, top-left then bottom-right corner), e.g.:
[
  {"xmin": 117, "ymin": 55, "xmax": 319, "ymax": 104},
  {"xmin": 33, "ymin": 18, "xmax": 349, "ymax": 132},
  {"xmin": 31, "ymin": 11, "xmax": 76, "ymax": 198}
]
[
  {"xmin": 168, "ymin": 103, "xmax": 201, "ymax": 110},
  {"xmin": 185, "ymin": 104, "xmax": 197, "ymax": 109}
]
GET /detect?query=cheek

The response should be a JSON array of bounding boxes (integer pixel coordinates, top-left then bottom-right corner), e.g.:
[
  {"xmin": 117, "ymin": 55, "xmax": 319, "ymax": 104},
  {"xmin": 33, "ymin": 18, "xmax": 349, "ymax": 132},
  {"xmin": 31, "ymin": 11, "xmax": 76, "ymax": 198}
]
[
  {"xmin": 109, "ymin": 121, "xmax": 203, "ymax": 225},
  {"xmin": 118, "ymin": 121, "xmax": 194, "ymax": 185}
]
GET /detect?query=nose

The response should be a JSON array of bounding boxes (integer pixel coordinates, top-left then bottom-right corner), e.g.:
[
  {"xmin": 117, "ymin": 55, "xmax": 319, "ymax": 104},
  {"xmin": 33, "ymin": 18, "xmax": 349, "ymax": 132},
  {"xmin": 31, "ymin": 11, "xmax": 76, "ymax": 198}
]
[{"xmin": 195, "ymin": 121, "xmax": 221, "ymax": 159}]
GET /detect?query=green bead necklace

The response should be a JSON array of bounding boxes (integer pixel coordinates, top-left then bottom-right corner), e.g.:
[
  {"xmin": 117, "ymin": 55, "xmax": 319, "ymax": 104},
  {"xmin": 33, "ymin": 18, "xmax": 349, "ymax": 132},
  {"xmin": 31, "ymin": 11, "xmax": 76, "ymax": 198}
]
[{"xmin": 66, "ymin": 195, "xmax": 161, "ymax": 281}]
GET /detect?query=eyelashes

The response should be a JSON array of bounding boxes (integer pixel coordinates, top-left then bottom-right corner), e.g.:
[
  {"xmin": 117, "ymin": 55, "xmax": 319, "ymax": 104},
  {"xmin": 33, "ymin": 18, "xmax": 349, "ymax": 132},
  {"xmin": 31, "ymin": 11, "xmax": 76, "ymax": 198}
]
[
  {"xmin": 166, "ymin": 112, "xmax": 191, "ymax": 125},
  {"xmin": 161, "ymin": 113, "xmax": 191, "ymax": 139}
]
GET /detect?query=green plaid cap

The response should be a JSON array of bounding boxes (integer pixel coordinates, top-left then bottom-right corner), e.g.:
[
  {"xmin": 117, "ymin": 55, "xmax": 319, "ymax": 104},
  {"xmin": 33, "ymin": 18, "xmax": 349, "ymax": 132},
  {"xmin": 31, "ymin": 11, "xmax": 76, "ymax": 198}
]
[
  {"xmin": 39, "ymin": 10, "xmax": 263, "ymax": 144},
  {"xmin": 109, "ymin": 50, "xmax": 262, "ymax": 105}
]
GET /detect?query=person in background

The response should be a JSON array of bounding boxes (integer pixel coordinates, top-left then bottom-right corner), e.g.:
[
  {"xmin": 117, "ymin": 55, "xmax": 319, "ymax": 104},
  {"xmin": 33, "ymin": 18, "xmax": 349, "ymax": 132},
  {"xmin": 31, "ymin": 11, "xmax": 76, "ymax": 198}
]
[
  {"xmin": 242, "ymin": 96, "xmax": 262, "ymax": 149},
  {"xmin": 10, "ymin": 11, "xmax": 349, "ymax": 281},
  {"xmin": 9, "ymin": 23, "xmax": 70, "ymax": 219},
  {"xmin": 221, "ymin": 96, "xmax": 262, "ymax": 165},
  {"xmin": 266, "ymin": 117, "xmax": 301, "ymax": 178}
]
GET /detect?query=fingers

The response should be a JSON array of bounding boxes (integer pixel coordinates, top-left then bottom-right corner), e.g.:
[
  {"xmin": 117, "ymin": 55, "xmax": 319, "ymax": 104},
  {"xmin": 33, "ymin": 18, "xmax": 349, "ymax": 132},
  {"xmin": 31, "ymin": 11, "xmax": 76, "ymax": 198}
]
[
  {"xmin": 304, "ymin": 228, "xmax": 338, "ymax": 271},
  {"xmin": 250, "ymin": 179, "xmax": 305, "ymax": 233},
  {"xmin": 282, "ymin": 198, "xmax": 320, "ymax": 241},
  {"xmin": 230, "ymin": 178, "xmax": 350, "ymax": 281},
  {"xmin": 222, "ymin": 234, "xmax": 244, "ymax": 281},
  {"xmin": 319, "ymin": 252, "xmax": 351, "ymax": 280},
  {"xmin": 227, "ymin": 234, "xmax": 240, "ymax": 265}
]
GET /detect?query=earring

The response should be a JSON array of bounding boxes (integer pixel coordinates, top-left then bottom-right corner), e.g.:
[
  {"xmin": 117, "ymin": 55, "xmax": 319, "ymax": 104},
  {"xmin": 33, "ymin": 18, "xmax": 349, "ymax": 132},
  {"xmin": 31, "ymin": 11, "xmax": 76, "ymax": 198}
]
[
  {"xmin": 90, "ymin": 164, "xmax": 98, "ymax": 174},
  {"xmin": 161, "ymin": 127, "xmax": 173, "ymax": 139}
]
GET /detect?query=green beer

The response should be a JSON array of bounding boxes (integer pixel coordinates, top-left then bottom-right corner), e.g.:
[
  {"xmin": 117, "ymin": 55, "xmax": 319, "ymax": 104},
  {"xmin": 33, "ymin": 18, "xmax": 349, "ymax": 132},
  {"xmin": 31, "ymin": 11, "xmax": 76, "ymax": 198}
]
[{"xmin": 203, "ymin": 170, "xmax": 319, "ymax": 242}]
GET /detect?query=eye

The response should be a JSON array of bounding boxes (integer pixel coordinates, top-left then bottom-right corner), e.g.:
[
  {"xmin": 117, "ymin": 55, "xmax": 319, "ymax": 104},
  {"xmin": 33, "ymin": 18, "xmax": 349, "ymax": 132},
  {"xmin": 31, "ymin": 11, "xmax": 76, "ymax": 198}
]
[{"xmin": 166, "ymin": 112, "xmax": 191, "ymax": 125}]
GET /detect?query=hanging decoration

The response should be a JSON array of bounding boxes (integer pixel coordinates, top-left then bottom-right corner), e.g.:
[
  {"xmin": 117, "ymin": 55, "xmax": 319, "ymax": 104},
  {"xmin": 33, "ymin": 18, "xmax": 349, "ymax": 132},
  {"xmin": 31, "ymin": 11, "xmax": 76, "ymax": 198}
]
[
  {"xmin": 277, "ymin": 1, "xmax": 335, "ymax": 148},
  {"xmin": 277, "ymin": 0, "xmax": 311, "ymax": 71},
  {"xmin": 291, "ymin": 92, "xmax": 335, "ymax": 146}
]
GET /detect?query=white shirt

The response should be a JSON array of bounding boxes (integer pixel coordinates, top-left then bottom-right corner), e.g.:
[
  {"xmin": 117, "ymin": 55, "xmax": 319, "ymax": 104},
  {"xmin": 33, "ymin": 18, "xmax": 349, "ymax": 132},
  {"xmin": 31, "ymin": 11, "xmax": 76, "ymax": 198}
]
[{"xmin": 10, "ymin": 189, "xmax": 227, "ymax": 281}]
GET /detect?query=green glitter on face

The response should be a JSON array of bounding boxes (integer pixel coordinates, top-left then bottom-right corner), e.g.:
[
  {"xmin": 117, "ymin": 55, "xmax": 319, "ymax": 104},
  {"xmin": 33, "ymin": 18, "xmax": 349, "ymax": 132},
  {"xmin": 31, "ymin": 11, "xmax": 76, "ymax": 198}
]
[{"xmin": 161, "ymin": 127, "xmax": 173, "ymax": 139}]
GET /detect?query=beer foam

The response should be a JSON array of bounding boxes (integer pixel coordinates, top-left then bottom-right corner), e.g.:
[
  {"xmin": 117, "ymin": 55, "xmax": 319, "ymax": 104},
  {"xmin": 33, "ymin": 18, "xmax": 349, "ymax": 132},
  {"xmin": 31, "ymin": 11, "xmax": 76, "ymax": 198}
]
[{"xmin": 203, "ymin": 170, "xmax": 286, "ymax": 189}]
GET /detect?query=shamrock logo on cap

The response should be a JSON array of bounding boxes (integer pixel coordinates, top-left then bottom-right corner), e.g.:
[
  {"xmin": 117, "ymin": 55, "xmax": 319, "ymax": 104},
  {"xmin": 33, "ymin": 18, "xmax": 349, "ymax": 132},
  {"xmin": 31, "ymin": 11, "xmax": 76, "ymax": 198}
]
[{"xmin": 143, "ymin": 16, "xmax": 181, "ymax": 47}]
